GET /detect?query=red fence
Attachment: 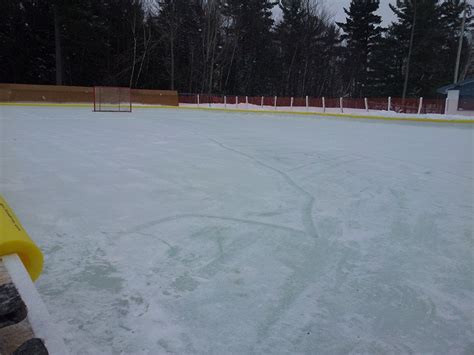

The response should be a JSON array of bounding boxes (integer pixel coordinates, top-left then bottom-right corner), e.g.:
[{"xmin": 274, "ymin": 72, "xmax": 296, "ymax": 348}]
[
  {"xmin": 343, "ymin": 98, "xmax": 365, "ymax": 110},
  {"xmin": 367, "ymin": 98, "xmax": 389, "ymax": 111},
  {"xmin": 178, "ymin": 94, "xmax": 447, "ymax": 115},
  {"xmin": 325, "ymin": 98, "xmax": 340, "ymax": 108},
  {"xmin": 422, "ymin": 99, "xmax": 446, "ymax": 114},
  {"xmin": 458, "ymin": 97, "xmax": 474, "ymax": 111},
  {"xmin": 293, "ymin": 97, "xmax": 306, "ymax": 107}
]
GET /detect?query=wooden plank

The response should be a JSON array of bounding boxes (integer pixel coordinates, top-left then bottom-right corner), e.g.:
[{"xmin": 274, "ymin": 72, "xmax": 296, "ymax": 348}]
[
  {"xmin": 0, "ymin": 283, "xmax": 27, "ymax": 328},
  {"xmin": 0, "ymin": 318, "xmax": 35, "ymax": 354}
]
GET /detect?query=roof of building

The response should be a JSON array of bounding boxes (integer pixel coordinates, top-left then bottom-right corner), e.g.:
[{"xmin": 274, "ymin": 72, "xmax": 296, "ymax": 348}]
[{"xmin": 437, "ymin": 78, "xmax": 474, "ymax": 94}]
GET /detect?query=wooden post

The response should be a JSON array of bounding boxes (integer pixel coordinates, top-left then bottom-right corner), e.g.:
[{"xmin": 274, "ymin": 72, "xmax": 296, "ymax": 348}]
[
  {"xmin": 387, "ymin": 96, "xmax": 391, "ymax": 111},
  {"xmin": 197, "ymin": 94, "xmax": 200, "ymax": 107},
  {"xmin": 290, "ymin": 97, "xmax": 294, "ymax": 111},
  {"xmin": 364, "ymin": 97, "xmax": 369, "ymax": 112},
  {"xmin": 418, "ymin": 97, "xmax": 423, "ymax": 114},
  {"xmin": 274, "ymin": 96, "xmax": 277, "ymax": 110},
  {"xmin": 224, "ymin": 95, "xmax": 227, "ymax": 109},
  {"xmin": 322, "ymin": 97, "xmax": 326, "ymax": 113},
  {"xmin": 246, "ymin": 96, "xmax": 249, "ymax": 110},
  {"xmin": 261, "ymin": 96, "xmax": 264, "ymax": 108},
  {"xmin": 235, "ymin": 96, "xmax": 238, "ymax": 109},
  {"xmin": 306, "ymin": 96, "xmax": 309, "ymax": 111},
  {"xmin": 340, "ymin": 97, "xmax": 344, "ymax": 113}
]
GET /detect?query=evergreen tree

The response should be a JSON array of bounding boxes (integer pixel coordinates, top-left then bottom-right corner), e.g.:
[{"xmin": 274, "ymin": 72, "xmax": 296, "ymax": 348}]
[
  {"xmin": 0, "ymin": 0, "xmax": 55, "ymax": 84},
  {"xmin": 275, "ymin": 0, "xmax": 307, "ymax": 95},
  {"xmin": 337, "ymin": 0, "xmax": 383, "ymax": 97},
  {"xmin": 3, "ymin": 0, "xmax": 468, "ymax": 97},
  {"xmin": 389, "ymin": 0, "xmax": 446, "ymax": 97},
  {"xmin": 221, "ymin": 0, "xmax": 275, "ymax": 95},
  {"xmin": 371, "ymin": 0, "xmax": 471, "ymax": 97},
  {"xmin": 440, "ymin": 0, "xmax": 473, "ymax": 83}
]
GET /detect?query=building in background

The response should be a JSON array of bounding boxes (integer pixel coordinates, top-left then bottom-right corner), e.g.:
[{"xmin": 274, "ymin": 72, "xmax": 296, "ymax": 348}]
[{"xmin": 438, "ymin": 78, "xmax": 474, "ymax": 113}]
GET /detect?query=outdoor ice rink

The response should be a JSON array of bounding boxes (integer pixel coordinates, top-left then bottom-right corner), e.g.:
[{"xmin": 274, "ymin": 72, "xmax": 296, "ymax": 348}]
[{"xmin": 1, "ymin": 106, "xmax": 473, "ymax": 354}]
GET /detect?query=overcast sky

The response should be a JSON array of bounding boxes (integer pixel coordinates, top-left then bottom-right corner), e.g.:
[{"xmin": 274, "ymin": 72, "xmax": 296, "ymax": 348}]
[
  {"xmin": 271, "ymin": 0, "xmax": 474, "ymax": 29},
  {"xmin": 272, "ymin": 1, "xmax": 397, "ymax": 26},
  {"xmin": 330, "ymin": 0, "xmax": 474, "ymax": 26},
  {"xmin": 327, "ymin": 0, "xmax": 396, "ymax": 26}
]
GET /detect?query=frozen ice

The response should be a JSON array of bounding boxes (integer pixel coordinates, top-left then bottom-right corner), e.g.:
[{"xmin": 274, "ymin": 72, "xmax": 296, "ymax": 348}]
[{"xmin": 0, "ymin": 106, "xmax": 473, "ymax": 354}]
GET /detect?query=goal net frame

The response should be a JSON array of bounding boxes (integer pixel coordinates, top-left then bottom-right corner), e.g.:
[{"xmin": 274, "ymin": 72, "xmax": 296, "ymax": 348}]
[{"xmin": 93, "ymin": 86, "xmax": 132, "ymax": 112}]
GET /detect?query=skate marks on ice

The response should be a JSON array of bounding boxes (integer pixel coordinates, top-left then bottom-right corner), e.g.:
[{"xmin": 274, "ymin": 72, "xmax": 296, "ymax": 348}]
[{"xmin": 207, "ymin": 138, "xmax": 319, "ymax": 239}]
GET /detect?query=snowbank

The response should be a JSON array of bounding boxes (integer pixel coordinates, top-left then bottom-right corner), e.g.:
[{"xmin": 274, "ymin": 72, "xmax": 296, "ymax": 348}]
[{"xmin": 179, "ymin": 103, "xmax": 474, "ymax": 121}]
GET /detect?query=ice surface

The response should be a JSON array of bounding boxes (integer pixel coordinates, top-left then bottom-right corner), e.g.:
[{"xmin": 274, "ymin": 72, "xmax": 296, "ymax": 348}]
[{"xmin": 0, "ymin": 106, "xmax": 473, "ymax": 354}]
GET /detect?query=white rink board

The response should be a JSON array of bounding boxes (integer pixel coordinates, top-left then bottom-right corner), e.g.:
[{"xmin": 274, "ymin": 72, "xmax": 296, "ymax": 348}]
[{"xmin": 0, "ymin": 106, "xmax": 473, "ymax": 354}]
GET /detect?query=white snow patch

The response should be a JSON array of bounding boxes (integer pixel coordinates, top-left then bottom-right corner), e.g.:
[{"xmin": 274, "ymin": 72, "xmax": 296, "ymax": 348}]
[{"xmin": 180, "ymin": 103, "xmax": 474, "ymax": 121}]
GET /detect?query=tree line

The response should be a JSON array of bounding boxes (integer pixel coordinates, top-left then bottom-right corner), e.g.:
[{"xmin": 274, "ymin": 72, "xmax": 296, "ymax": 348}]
[{"xmin": 0, "ymin": 0, "xmax": 472, "ymax": 98}]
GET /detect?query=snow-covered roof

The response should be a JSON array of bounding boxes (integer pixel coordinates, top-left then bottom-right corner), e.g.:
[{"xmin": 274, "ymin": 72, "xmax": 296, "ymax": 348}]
[{"xmin": 437, "ymin": 78, "xmax": 474, "ymax": 94}]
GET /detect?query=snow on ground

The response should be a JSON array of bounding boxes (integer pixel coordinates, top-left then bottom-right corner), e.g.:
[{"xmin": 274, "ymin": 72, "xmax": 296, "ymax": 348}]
[
  {"xmin": 0, "ymin": 106, "xmax": 473, "ymax": 354},
  {"xmin": 179, "ymin": 103, "xmax": 474, "ymax": 120}
]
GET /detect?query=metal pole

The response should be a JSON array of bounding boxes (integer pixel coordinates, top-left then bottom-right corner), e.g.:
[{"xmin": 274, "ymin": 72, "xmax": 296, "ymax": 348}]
[{"xmin": 454, "ymin": 0, "xmax": 467, "ymax": 84}]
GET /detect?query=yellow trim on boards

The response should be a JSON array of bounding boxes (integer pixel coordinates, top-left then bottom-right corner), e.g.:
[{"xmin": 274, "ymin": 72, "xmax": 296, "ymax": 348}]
[{"xmin": 1, "ymin": 101, "xmax": 473, "ymax": 124}]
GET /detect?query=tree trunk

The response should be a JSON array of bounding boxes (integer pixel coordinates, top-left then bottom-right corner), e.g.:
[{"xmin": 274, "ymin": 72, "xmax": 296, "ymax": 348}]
[
  {"xmin": 135, "ymin": 26, "xmax": 152, "ymax": 88},
  {"xmin": 170, "ymin": 36, "xmax": 175, "ymax": 90},
  {"xmin": 129, "ymin": 16, "xmax": 137, "ymax": 88},
  {"xmin": 53, "ymin": 4, "xmax": 63, "ymax": 85},
  {"xmin": 403, "ymin": 0, "xmax": 417, "ymax": 99},
  {"xmin": 188, "ymin": 47, "xmax": 194, "ymax": 92}
]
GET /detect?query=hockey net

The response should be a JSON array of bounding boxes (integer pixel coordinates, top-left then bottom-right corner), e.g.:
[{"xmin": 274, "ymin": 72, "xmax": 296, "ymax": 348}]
[{"xmin": 93, "ymin": 86, "xmax": 132, "ymax": 112}]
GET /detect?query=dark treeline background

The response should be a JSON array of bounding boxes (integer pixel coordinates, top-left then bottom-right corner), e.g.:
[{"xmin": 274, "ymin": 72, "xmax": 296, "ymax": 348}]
[{"xmin": 0, "ymin": 0, "xmax": 472, "ymax": 98}]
